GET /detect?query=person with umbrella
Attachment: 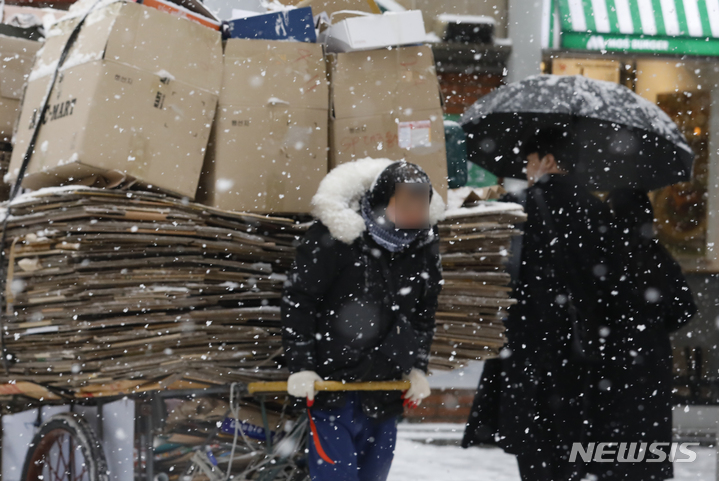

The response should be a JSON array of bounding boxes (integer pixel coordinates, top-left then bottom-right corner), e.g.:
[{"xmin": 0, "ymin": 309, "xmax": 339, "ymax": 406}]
[
  {"xmin": 588, "ymin": 188, "xmax": 697, "ymax": 481},
  {"xmin": 463, "ymin": 127, "xmax": 615, "ymax": 481},
  {"xmin": 461, "ymin": 74, "xmax": 697, "ymax": 481}
]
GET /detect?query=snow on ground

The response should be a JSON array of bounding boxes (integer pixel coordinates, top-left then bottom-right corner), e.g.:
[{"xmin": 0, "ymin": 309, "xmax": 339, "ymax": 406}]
[{"xmin": 389, "ymin": 424, "xmax": 716, "ymax": 481}]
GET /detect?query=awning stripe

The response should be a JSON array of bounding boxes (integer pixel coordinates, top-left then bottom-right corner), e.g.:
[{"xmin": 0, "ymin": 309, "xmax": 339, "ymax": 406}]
[
  {"xmin": 684, "ymin": 0, "xmax": 705, "ymax": 36},
  {"xmin": 615, "ymin": 0, "xmax": 636, "ymax": 33},
  {"xmin": 542, "ymin": 0, "xmax": 553, "ymax": 47},
  {"xmin": 592, "ymin": 0, "xmax": 612, "ymax": 31},
  {"xmin": 706, "ymin": 0, "xmax": 719, "ymax": 36},
  {"xmin": 697, "ymin": 0, "xmax": 714, "ymax": 36},
  {"xmin": 567, "ymin": 0, "xmax": 588, "ymax": 31},
  {"xmin": 582, "ymin": 0, "xmax": 598, "ymax": 31},
  {"xmin": 637, "ymin": 0, "xmax": 659, "ymax": 35},
  {"xmin": 651, "ymin": 0, "xmax": 668, "ymax": 36},
  {"xmin": 662, "ymin": 0, "xmax": 683, "ymax": 36}
]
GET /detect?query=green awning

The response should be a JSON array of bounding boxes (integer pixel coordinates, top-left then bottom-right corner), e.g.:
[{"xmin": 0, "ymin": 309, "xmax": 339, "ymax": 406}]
[{"xmin": 543, "ymin": 0, "xmax": 719, "ymax": 56}]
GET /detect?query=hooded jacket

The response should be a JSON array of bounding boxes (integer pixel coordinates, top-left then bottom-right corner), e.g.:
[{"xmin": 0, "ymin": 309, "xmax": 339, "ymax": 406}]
[{"xmin": 281, "ymin": 158, "xmax": 445, "ymax": 418}]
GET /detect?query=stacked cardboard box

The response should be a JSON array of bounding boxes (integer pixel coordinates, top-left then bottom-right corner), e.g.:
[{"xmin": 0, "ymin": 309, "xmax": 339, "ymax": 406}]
[
  {"xmin": 328, "ymin": 45, "xmax": 449, "ymax": 199},
  {"xmin": 7, "ymin": 1, "xmax": 223, "ymax": 199},
  {"xmin": 0, "ymin": 29, "xmax": 40, "ymax": 143},
  {"xmin": 197, "ymin": 40, "xmax": 329, "ymax": 214},
  {"xmin": 431, "ymin": 191, "xmax": 525, "ymax": 370}
]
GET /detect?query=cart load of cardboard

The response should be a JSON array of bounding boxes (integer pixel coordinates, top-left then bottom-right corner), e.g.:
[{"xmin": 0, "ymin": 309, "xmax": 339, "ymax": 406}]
[
  {"xmin": 0, "ymin": 0, "xmax": 524, "ymax": 395},
  {"xmin": 0, "ymin": 186, "xmax": 522, "ymax": 395}
]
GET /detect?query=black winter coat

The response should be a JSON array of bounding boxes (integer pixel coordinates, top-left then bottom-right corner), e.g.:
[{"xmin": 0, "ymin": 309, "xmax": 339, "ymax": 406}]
[
  {"xmin": 281, "ymin": 159, "xmax": 444, "ymax": 420},
  {"xmin": 588, "ymin": 232, "xmax": 697, "ymax": 480},
  {"xmin": 463, "ymin": 174, "xmax": 614, "ymax": 457}
]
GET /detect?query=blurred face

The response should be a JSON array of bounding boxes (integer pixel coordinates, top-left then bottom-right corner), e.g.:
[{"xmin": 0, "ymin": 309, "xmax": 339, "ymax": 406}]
[
  {"xmin": 526, "ymin": 152, "xmax": 542, "ymax": 184},
  {"xmin": 525, "ymin": 152, "xmax": 564, "ymax": 186},
  {"xmin": 385, "ymin": 183, "xmax": 430, "ymax": 229}
]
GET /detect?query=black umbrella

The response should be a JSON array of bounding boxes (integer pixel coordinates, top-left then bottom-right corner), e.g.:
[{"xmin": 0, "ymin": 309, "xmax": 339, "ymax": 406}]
[{"xmin": 460, "ymin": 74, "xmax": 695, "ymax": 191}]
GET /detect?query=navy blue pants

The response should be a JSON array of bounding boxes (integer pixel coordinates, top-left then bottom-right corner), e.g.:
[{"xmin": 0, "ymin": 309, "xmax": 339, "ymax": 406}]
[{"xmin": 307, "ymin": 393, "xmax": 398, "ymax": 481}]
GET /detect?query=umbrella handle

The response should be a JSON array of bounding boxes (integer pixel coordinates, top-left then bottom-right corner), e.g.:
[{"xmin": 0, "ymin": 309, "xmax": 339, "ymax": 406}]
[{"xmin": 247, "ymin": 380, "xmax": 411, "ymax": 395}]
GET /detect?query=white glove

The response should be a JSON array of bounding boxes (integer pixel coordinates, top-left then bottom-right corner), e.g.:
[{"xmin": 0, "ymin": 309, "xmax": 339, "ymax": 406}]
[
  {"xmin": 403, "ymin": 368, "xmax": 431, "ymax": 407},
  {"xmin": 287, "ymin": 371, "xmax": 322, "ymax": 404}
]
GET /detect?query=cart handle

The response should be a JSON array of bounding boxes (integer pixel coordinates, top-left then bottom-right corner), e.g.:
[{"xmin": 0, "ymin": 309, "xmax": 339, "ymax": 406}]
[{"xmin": 247, "ymin": 380, "xmax": 411, "ymax": 395}]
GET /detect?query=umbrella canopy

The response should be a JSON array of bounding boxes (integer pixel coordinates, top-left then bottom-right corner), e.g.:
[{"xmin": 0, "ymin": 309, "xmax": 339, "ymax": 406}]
[{"xmin": 460, "ymin": 75, "xmax": 695, "ymax": 191}]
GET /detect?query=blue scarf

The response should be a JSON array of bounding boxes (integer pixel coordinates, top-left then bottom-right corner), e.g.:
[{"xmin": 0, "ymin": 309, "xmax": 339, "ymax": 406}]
[{"xmin": 360, "ymin": 194, "xmax": 421, "ymax": 252}]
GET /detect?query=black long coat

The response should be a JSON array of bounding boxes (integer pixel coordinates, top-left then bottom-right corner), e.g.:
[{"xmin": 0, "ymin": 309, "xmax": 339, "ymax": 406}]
[
  {"xmin": 463, "ymin": 174, "xmax": 614, "ymax": 458},
  {"xmin": 588, "ymin": 231, "xmax": 697, "ymax": 480},
  {"xmin": 281, "ymin": 220, "xmax": 443, "ymax": 419}
]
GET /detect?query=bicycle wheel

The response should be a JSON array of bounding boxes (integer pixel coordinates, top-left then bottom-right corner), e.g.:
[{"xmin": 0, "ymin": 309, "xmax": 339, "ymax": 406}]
[{"xmin": 21, "ymin": 412, "xmax": 109, "ymax": 481}]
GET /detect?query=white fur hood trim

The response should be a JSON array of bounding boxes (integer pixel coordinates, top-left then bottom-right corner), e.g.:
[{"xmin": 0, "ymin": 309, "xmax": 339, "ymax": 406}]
[{"xmin": 310, "ymin": 158, "xmax": 447, "ymax": 244}]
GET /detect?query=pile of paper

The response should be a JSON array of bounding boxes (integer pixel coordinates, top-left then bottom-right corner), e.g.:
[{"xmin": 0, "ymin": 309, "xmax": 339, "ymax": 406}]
[
  {"xmin": 431, "ymin": 194, "xmax": 525, "ymax": 370},
  {"xmin": 0, "ymin": 186, "xmax": 310, "ymax": 393}
]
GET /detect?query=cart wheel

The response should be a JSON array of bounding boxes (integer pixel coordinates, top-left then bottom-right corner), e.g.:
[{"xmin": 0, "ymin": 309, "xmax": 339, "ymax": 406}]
[{"xmin": 21, "ymin": 413, "xmax": 109, "ymax": 481}]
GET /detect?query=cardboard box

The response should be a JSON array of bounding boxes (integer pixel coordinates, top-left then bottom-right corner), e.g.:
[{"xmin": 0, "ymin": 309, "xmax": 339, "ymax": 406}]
[
  {"xmin": 328, "ymin": 45, "xmax": 448, "ymax": 197},
  {"xmin": 197, "ymin": 40, "xmax": 329, "ymax": 213},
  {"xmin": 331, "ymin": 110, "xmax": 446, "ymax": 194},
  {"xmin": 0, "ymin": 33, "xmax": 40, "ymax": 143},
  {"xmin": 329, "ymin": 45, "xmax": 441, "ymax": 118},
  {"xmin": 295, "ymin": 0, "xmax": 380, "ymax": 20},
  {"xmin": 139, "ymin": 0, "xmax": 221, "ymax": 30},
  {"xmin": 323, "ymin": 10, "xmax": 426, "ymax": 53},
  {"xmin": 8, "ymin": 2, "xmax": 223, "ymax": 199},
  {"xmin": 227, "ymin": 7, "xmax": 316, "ymax": 42}
]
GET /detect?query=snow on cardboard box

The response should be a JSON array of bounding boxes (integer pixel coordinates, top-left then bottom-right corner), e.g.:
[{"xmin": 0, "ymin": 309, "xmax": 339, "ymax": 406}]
[
  {"xmin": 196, "ymin": 39, "xmax": 329, "ymax": 214},
  {"xmin": 328, "ymin": 45, "xmax": 448, "ymax": 199},
  {"xmin": 7, "ymin": 1, "xmax": 223, "ymax": 199}
]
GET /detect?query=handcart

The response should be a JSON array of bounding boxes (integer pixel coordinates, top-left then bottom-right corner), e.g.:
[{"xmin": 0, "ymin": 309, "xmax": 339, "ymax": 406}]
[{"xmin": 6, "ymin": 379, "xmax": 410, "ymax": 481}]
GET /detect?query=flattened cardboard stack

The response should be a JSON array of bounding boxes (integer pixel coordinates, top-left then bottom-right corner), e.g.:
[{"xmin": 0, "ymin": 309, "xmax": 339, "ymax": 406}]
[
  {"xmin": 0, "ymin": 187, "xmax": 311, "ymax": 394},
  {"xmin": 0, "ymin": 184, "xmax": 524, "ymax": 395},
  {"xmin": 431, "ymin": 192, "xmax": 525, "ymax": 370}
]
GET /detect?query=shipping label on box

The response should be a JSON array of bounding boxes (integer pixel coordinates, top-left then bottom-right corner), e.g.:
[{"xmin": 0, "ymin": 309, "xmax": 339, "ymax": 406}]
[{"xmin": 398, "ymin": 120, "xmax": 431, "ymax": 149}]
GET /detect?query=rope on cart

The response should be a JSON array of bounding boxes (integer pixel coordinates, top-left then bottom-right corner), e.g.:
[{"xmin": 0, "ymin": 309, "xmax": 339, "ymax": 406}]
[
  {"xmin": 225, "ymin": 382, "xmax": 243, "ymax": 480},
  {"xmin": 0, "ymin": 0, "xmax": 105, "ymax": 373}
]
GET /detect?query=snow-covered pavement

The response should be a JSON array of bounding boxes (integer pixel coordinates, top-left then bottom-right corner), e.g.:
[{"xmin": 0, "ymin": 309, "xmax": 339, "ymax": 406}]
[{"xmin": 389, "ymin": 424, "xmax": 715, "ymax": 481}]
